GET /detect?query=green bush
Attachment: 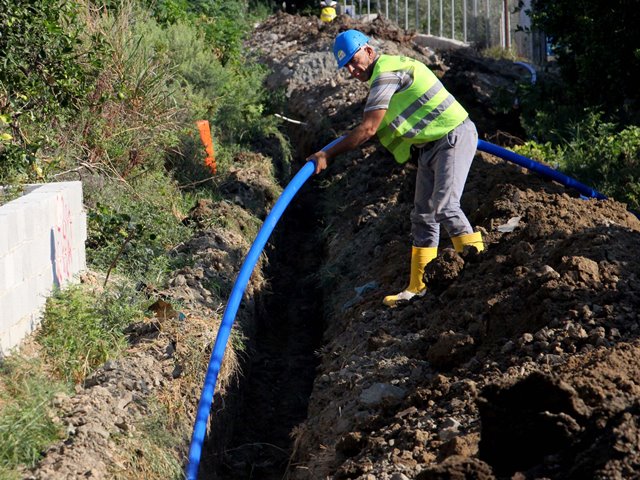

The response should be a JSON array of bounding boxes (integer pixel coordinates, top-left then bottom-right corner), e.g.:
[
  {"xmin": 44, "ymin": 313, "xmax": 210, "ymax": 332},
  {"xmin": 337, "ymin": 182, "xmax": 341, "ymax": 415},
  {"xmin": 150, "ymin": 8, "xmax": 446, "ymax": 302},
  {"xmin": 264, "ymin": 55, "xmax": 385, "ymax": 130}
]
[
  {"xmin": 85, "ymin": 169, "xmax": 193, "ymax": 282},
  {"xmin": 0, "ymin": 0, "xmax": 101, "ymax": 184},
  {"xmin": 135, "ymin": 15, "xmax": 282, "ymax": 152},
  {"xmin": 38, "ymin": 284, "xmax": 148, "ymax": 382},
  {"xmin": 0, "ymin": 0, "xmax": 99, "ymax": 114}
]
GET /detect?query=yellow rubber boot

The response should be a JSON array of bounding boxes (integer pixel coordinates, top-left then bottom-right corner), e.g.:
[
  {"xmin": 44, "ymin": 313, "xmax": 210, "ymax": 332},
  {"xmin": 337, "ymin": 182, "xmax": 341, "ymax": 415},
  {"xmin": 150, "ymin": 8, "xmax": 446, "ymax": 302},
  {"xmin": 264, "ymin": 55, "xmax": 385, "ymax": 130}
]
[
  {"xmin": 451, "ymin": 231, "xmax": 484, "ymax": 253},
  {"xmin": 383, "ymin": 246, "xmax": 438, "ymax": 307}
]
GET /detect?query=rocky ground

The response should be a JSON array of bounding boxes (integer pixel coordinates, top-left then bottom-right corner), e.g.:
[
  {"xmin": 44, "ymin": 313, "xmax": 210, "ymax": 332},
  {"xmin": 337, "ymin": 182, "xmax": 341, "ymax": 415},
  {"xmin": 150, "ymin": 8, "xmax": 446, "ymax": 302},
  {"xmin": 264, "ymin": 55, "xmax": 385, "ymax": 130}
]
[
  {"xmin": 25, "ymin": 11, "xmax": 640, "ymax": 480},
  {"xmin": 246, "ymin": 12, "xmax": 640, "ymax": 480}
]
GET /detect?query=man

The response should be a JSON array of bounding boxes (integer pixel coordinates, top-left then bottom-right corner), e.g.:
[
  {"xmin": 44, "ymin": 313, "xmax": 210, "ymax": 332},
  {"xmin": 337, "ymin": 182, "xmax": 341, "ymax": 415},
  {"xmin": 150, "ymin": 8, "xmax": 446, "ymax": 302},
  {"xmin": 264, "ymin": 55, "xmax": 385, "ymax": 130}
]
[{"xmin": 307, "ymin": 29, "xmax": 484, "ymax": 307}]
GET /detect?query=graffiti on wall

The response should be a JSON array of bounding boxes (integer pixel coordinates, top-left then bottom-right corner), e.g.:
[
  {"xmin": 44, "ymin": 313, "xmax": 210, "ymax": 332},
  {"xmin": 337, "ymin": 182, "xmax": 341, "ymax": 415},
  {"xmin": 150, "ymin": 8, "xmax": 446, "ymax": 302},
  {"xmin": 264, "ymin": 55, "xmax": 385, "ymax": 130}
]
[{"xmin": 53, "ymin": 194, "xmax": 74, "ymax": 286}]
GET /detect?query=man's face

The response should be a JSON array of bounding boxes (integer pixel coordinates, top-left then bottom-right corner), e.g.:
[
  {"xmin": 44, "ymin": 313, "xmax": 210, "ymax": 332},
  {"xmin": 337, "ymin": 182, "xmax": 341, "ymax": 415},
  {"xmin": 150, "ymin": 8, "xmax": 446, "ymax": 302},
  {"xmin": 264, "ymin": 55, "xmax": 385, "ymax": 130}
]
[{"xmin": 345, "ymin": 45, "xmax": 376, "ymax": 82}]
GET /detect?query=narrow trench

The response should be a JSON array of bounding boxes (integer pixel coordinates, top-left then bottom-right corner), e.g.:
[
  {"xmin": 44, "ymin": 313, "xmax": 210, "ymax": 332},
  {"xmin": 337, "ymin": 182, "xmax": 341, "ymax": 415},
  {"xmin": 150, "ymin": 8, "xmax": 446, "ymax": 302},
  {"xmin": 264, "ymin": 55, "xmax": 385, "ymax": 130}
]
[{"xmin": 205, "ymin": 180, "xmax": 325, "ymax": 479}]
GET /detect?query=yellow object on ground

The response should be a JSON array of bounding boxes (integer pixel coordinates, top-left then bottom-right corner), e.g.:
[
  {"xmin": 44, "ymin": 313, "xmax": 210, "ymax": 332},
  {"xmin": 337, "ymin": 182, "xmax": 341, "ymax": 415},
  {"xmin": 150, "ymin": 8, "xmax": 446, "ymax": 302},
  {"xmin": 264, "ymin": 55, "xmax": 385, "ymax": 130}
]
[
  {"xmin": 320, "ymin": 6, "xmax": 337, "ymax": 22},
  {"xmin": 383, "ymin": 246, "xmax": 437, "ymax": 307},
  {"xmin": 451, "ymin": 231, "xmax": 484, "ymax": 253}
]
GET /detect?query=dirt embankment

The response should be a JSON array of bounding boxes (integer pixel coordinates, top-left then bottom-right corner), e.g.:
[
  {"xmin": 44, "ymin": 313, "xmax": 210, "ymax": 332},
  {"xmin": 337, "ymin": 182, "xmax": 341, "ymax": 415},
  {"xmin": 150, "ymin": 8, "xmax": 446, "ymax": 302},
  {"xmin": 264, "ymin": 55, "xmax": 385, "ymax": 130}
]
[
  {"xmin": 247, "ymin": 12, "xmax": 640, "ymax": 480},
  {"xmin": 25, "ymin": 154, "xmax": 280, "ymax": 479}
]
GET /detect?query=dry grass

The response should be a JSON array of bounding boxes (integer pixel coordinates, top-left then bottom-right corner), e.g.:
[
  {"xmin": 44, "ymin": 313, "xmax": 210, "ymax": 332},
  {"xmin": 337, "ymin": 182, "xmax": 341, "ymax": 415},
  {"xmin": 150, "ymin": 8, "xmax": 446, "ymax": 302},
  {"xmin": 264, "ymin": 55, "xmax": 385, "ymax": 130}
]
[{"xmin": 110, "ymin": 308, "xmax": 245, "ymax": 479}]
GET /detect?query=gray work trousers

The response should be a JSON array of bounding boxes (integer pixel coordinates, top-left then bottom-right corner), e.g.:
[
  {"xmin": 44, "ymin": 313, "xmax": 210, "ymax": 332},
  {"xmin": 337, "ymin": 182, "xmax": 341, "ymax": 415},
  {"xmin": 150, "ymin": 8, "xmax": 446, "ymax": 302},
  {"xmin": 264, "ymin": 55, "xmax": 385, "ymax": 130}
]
[{"xmin": 410, "ymin": 118, "xmax": 478, "ymax": 248}]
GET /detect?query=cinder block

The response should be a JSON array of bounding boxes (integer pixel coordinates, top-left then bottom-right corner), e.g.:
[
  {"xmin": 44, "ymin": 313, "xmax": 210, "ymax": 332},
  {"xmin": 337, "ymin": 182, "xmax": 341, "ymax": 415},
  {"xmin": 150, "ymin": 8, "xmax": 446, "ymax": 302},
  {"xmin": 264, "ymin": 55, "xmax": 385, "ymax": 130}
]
[
  {"xmin": 76, "ymin": 247, "xmax": 87, "ymax": 273},
  {"xmin": 11, "ymin": 280, "xmax": 30, "ymax": 323},
  {"xmin": 0, "ymin": 205, "xmax": 27, "ymax": 246},
  {"xmin": 0, "ymin": 291, "xmax": 17, "ymax": 335},
  {"xmin": 63, "ymin": 183, "xmax": 84, "ymax": 216},
  {"xmin": 8, "ymin": 314, "xmax": 36, "ymax": 352},
  {"xmin": 20, "ymin": 240, "xmax": 35, "ymax": 281},
  {"xmin": 0, "ymin": 252, "xmax": 7, "ymax": 293},
  {"xmin": 0, "ymin": 212, "xmax": 18, "ymax": 254},
  {"xmin": 21, "ymin": 192, "xmax": 55, "ymax": 236},
  {"xmin": 0, "ymin": 327, "xmax": 18, "ymax": 356},
  {"xmin": 29, "ymin": 289, "xmax": 47, "ymax": 323},
  {"xmin": 75, "ymin": 212, "xmax": 88, "ymax": 243},
  {"xmin": 0, "ymin": 181, "xmax": 87, "ymax": 354},
  {"xmin": 35, "ymin": 270, "xmax": 55, "ymax": 300},
  {"xmin": 0, "ymin": 291, "xmax": 11, "ymax": 330},
  {"xmin": 32, "ymin": 236, "xmax": 50, "ymax": 269},
  {"xmin": 0, "ymin": 252, "xmax": 17, "ymax": 291},
  {"xmin": 9, "ymin": 199, "xmax": 40, "ymax": 240}
]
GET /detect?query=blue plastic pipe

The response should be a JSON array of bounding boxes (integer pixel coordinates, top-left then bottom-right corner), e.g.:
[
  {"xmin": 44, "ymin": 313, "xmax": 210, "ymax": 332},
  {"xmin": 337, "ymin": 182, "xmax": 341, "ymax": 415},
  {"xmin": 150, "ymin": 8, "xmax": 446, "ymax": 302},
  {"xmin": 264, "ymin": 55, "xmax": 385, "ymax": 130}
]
[
  {"xmin": 185, "ymin": 136, "xmax": 344, "ymax": 480},
  {"xmin": 477, "ymin": 139, "xmax": 608, "ymax": 200},
  {"xmin": 513, "ymin": 61, "xmax": 537, "ymax": 84},
  {"xmin": 186, "ymin": 136, "xmax": 614, "ymax": 478}
]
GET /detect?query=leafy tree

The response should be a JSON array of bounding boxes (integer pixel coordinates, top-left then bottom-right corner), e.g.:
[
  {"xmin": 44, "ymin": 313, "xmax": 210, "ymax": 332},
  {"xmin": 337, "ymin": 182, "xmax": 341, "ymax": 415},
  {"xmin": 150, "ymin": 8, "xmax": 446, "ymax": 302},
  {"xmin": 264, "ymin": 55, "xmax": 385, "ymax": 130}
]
[
  {"xmin": 0, "ymin": 0, "xmax": 99, "ymax": 115},
  {"xmin": 530, "ymin": 0, "xmax": 640, "ymax": 124},
  {"xmin": 0, "ymin": 0, "xmax": 101, "ymax": 182}
]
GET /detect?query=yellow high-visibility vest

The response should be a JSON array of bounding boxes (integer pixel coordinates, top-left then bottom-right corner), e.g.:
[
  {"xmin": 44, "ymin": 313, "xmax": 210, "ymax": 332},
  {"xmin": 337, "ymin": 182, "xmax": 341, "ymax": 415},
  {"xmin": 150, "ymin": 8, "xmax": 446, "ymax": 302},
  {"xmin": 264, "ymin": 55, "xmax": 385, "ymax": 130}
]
[{"xmin": 369, "ymin": 55, "xmax": 468, "ymax": 163}]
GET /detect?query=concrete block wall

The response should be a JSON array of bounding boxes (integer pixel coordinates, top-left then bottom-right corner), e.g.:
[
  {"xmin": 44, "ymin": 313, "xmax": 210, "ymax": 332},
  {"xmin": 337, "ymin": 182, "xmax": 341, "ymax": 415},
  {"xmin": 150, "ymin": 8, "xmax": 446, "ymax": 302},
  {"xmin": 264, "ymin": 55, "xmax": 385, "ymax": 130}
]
[{"xmin": 0, "ymin": 181, "xmax": 87, "ymax": 355}]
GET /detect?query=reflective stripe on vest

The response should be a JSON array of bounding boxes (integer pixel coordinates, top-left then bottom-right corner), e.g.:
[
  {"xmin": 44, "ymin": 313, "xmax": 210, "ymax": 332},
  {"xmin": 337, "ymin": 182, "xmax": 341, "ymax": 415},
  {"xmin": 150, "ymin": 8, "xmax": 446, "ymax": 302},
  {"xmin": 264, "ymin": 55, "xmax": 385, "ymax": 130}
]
[{"xmin": 369, "ymin": 55, "xmax": 468, "ymax": 163}]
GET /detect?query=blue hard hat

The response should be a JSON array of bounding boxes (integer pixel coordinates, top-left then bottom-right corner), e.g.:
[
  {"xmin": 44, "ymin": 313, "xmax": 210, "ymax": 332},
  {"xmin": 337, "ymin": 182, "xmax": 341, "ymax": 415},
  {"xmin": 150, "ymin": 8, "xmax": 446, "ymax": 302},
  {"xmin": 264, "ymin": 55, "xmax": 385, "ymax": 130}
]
[{"xmin": 333, "ymin": 30, "xmax": 370, "ymax": 68}]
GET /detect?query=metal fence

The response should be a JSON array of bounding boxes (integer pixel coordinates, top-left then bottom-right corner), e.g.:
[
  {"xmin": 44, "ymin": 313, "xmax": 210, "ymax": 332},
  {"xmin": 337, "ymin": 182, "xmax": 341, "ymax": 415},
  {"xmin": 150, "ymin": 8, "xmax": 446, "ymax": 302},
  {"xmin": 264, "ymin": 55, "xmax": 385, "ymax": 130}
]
[{"xmin": 342, "ymin": 0, "xmax": 546, "ymax": 64}]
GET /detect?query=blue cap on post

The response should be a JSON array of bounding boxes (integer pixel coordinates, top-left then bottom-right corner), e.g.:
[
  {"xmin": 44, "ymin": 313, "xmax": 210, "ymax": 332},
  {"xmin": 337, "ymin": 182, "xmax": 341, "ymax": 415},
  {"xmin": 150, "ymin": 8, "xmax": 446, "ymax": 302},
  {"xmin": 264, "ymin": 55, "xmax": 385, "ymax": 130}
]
[{"xmin": 333, "ymin": 30, "xmax": 370, "ymax": 68}]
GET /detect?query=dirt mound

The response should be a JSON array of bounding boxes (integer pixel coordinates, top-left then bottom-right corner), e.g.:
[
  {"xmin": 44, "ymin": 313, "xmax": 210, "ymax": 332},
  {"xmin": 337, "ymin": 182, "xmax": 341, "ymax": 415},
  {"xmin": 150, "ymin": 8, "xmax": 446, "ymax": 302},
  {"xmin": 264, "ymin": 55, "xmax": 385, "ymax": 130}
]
[{"xmin": 249, "ymin": 12, "xmax": 640, "ymax": 480}]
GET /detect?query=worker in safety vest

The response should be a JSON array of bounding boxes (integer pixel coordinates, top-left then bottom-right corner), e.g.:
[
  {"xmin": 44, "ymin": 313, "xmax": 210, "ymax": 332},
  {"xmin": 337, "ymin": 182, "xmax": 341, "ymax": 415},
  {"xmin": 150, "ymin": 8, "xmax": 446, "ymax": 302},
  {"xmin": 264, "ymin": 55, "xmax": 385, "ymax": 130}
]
[
  {"xmin": 307, "ymin": 30, "xmax": 484, "ymax": 307},
  {"xmin": 320, "ymin": 0, "xmax": 337, "ymax": 22}
]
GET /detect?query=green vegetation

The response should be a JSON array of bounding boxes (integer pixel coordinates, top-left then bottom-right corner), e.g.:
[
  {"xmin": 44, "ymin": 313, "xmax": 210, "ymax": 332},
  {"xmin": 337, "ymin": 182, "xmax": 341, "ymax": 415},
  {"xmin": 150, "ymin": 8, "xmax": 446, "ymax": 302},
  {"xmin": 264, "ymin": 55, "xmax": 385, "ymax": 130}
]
[
  {"xmin": 85, "ymin": 170, "xmax": 193, "ymax": 283},
  {"xmin": 0, "ymin": 0, "xmax": 102, "ymax": 184},
  {"xmin": 514, "ymin": 113, "xmax": 640, "ymax": 211},
  {"xmin": 0, "ymin": 357, "xmax": 69, "ymax": 474},
  {"xmin": 38, "ymin": 284, "xmax": 149, "ymax": 383},
  {"xmin": 505, "ymin": 1, "xmax": 640, "ymax": 210},
  {"xmin": 0, "ymin": 0, "xmax": 283, "ymax": 476}
]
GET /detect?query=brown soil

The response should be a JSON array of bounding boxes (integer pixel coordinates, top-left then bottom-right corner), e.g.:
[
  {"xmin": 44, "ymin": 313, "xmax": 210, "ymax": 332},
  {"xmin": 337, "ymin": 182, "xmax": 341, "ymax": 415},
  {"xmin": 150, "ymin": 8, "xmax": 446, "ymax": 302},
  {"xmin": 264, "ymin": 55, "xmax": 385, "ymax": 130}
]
[{"xmin": 246, "ymin": 12, "xmax": 640, "ymax": 480}]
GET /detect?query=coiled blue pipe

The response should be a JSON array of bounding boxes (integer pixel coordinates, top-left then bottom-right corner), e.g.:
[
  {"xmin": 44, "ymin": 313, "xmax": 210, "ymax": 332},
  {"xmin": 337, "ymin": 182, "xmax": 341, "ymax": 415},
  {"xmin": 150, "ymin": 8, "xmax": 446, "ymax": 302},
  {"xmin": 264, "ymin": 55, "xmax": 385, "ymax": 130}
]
[
  {"xmin": 477, "ymin": 139, "xmax": 608, "ymax": 200},
  {"xmin": 185, "ymin": 136, "xmax": 344, "ymax": 480}
]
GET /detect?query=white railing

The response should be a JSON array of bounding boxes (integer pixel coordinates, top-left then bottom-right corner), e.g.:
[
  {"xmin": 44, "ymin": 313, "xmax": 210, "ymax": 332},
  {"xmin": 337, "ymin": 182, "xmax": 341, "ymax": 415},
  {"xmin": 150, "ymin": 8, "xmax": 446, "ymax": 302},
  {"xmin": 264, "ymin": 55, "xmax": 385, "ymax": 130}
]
[{"xmin": 343, "ymin": 0, "xmax": 545, "ymax": 63}]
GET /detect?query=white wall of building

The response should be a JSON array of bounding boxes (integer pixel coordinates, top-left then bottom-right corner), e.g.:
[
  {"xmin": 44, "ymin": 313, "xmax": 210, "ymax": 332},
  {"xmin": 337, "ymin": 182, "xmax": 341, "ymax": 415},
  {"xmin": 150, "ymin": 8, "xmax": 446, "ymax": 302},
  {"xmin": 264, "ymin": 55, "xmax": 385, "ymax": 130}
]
[{"xmin": 0, "ymin": 181, "xmax": 86, "ymax": 355}]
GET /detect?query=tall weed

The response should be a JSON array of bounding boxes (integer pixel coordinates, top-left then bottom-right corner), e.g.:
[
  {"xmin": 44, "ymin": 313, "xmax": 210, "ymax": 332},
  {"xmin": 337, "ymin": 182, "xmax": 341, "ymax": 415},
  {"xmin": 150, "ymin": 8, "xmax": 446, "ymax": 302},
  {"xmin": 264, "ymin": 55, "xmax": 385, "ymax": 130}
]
[
  {"xmin": 135, "ymin": 16, "xmax": 286, "ymax": 172},
  {"xmin": 85, "ymin": 169, "xmax": 192, "ymax": 282},
  {"xmin": 58, "ymin": 1, "xmax": 185, "ymax": 178},
  {"xmin": 0, "ymin": 357, "xmax": 68, "ymax": 471}
]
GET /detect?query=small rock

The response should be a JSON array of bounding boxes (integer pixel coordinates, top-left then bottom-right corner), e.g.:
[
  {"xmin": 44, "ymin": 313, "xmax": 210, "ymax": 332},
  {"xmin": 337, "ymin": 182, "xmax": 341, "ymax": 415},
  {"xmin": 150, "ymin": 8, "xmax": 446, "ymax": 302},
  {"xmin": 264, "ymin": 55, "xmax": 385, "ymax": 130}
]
[{"xmin": 359, "ymin": 383, "xmax": 406, "ymax": 407}]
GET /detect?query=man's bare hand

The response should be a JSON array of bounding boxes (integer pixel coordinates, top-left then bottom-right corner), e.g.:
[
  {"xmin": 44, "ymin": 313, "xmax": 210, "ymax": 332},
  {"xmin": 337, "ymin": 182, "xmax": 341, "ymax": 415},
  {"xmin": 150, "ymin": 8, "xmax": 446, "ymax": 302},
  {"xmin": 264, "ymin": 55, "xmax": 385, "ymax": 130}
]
[{"xmin": 307, "ymin": 150, "xmax": 329, "ymax": 174}]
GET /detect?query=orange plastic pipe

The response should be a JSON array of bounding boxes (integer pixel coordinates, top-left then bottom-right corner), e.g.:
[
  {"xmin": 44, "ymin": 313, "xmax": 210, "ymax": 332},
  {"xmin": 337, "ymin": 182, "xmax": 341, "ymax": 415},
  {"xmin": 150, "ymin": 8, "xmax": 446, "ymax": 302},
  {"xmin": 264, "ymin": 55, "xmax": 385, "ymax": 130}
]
[{"xmin": 196, "ymin": 120, "xmax": 216, "ymax": 174}]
